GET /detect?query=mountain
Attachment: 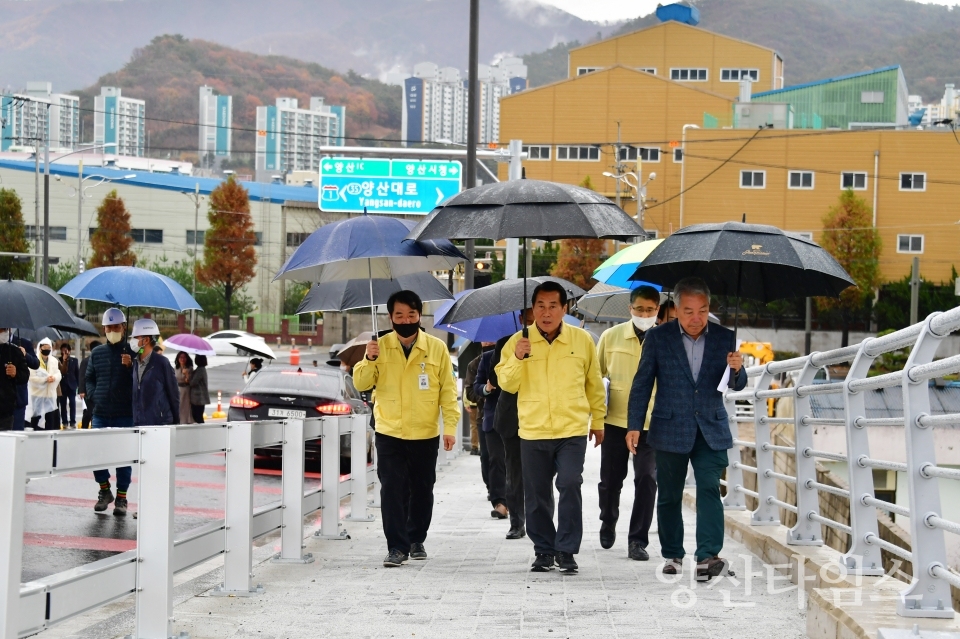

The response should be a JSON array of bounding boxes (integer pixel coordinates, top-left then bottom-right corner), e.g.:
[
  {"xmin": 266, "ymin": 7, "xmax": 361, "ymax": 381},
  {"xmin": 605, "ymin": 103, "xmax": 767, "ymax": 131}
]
[
  {"xmin": 0, "ymin": 0, "xmax": 607, "ymax": 92},
  {"xmin": 71, "ymin": 35, "xmax": 403, "ymax": 165},
  {"xmin": 523, "ymin": 0, "xmax": 960, "ymax": 101}
]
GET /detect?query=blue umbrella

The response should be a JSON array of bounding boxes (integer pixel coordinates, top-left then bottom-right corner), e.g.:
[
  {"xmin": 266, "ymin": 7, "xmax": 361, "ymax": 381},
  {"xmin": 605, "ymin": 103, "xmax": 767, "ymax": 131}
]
[
  {"xmin": 434, "ymin": 291, "xmax": 585, "ymax": 343},
  {"xmin": 274, "ymin": 213, "xmax": 465, "ymax": 331},
  {"xmin": 59, "ymin": 266, "xmax": 202, "ymax": 312}
]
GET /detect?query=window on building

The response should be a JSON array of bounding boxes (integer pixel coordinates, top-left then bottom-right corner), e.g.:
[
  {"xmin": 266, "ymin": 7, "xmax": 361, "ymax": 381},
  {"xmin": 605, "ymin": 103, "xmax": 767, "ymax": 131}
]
[
  {"xmin": 254, "ymin": 232, "xmax": 263, "ymax": 247},
  {"xmin": 522, "ymin": 145, "xmax": 551, "ymax": 161},
  {"xmin": 861, "ymin": 91, "xmax": 885, "ymax": 104},
  {"xmin": 287, "ymin": 232, "xmax": 310, "ymax": 247},
  {"xmin": 186, "ymin": 230, "xmax": 205, "ymax": 246},
  {"xmin": 557, "ymin": 146, "xmax": 600, "ymax": 161},
  {"xmin": 841, "ymin": 172, "xmax": 867, "ymax": 190},
  {"xmin": 897, "ymin": 234, "xmax": 924, "ymax": 253},
  {"xmin": 740, "ymin": 170, "xmax": 765, "ymax": 189},
  {"xmin": 24, "ymin": 226, "xmax": 67, "ymax": 241},
  {"xmin": 792, "ymin": 232, "xmax": 814, "ymax": 242},
  {"xmin": 577, "ymin": 67, "xmax": 601, "ymax": 76},
  {"xmin": 900, "ymin": 173, "xmax": 926, "ymax": 191},
  {"xmin": 673, "ymin": 148, "xmax": 683, "ymax": 163},
  {"xmin": 788, "ymin": 171, "xmax": 814, "ymax": 189},
  {"xmin": 637, "ymin": 67, "xmax": 656, "ymax": 75},
  {"xmin": 721, "ymin": 69, "xmax": 760, "ymax": 82},
  {"xmin": 618, "ymin": 146, "xmax": 660, "ymax": 162},
  {"xmin": 670, "ymin": 68, "xmax": 708, "ymax": 82},
  {"xmin": 129, "ymin": 228, "xmax": 163, "ymax": 244}
]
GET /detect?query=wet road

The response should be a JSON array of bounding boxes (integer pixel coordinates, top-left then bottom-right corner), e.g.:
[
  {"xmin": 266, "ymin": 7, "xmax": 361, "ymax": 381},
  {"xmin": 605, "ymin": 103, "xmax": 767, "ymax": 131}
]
[{"xmin": 22, "ymin": 351, "xmax": 332, "ymax": 584}]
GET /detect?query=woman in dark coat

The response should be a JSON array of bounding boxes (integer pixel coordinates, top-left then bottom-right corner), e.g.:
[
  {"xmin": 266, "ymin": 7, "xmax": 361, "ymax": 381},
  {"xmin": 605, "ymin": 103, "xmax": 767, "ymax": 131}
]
[{"xmin": 189, "ymin": 354, "xmax": 211, "ymax": 423}]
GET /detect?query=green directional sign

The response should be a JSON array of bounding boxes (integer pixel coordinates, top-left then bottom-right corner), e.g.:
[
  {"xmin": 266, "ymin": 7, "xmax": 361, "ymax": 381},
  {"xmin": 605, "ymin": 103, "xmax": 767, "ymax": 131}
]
[{"xmin": 319, "ymin": 157, "xmax": 462, "ymax": 215}]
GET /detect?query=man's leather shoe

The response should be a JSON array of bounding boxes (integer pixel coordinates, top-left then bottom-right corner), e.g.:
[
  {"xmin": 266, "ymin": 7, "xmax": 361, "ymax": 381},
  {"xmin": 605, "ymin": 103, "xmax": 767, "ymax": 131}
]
[
  {"xmin": 506, "ymin": 526, "xmax": 526, "ymax": 540},
  {"xmin": 599, "ymin": 522, "xmax": 616, "ymax": 549},
  {"xmin": 628, "ymin": 541, "xmax": 649, "ymax": 561},
  {"xmin": 696, "ymin": 556, "xmax": 729, "ymax": 581},
  {"xmin": 410, "ymin": 543, "xmax": 427, "ymax": 560}
]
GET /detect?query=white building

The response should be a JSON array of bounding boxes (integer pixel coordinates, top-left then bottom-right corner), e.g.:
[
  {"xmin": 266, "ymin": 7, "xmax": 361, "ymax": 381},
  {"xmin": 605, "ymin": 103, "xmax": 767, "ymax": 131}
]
[
  {"xmin": 401, "ymin": 57, "xmax": 528, "ymax": 146},
  {"xmin": 912, "ymin": 84, "xmax": 959, "ymax": 127},
  {"xmin": 255, "ymin": 97, "xmax": 345, "ymax": 182},
  {"xmin": 0, "ymin": 82, "xmax": 80, "ymax": 151},
  {"xmin": 94, "ymin": 87, "xmax": 146, "ymax": 157},
  {"xmin": 198, "ymin": 86, "xmax": 232, "ymax": 162}
]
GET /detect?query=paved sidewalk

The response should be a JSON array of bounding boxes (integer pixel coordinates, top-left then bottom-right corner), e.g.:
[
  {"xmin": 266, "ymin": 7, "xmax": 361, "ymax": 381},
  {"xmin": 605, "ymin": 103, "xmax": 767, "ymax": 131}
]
[
  {"xmin": 168, "ymin": 445, "xmax": 807, "ymax": 639},
  {"xmin": 41, "ymin": 444, "xmax": 806, "ymax": 639}
]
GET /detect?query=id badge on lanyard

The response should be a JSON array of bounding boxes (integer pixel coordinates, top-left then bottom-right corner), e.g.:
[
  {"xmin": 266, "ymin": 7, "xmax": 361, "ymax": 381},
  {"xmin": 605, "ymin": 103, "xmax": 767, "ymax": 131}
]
[{"xmin": 418, "ymin": 362, "xmax": 429, "ymax": 390}]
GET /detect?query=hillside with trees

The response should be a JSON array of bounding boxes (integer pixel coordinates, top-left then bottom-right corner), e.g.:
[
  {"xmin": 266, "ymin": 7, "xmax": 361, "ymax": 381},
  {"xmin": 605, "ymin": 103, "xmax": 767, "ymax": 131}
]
[{"xmin": 73, "ymin": 35, "xmax": 402, "ymax": 167}]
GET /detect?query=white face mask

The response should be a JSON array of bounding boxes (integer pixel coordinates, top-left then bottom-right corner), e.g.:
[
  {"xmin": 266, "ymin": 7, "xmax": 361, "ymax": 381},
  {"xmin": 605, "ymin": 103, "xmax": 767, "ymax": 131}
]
[
  {"xmin": 0, "ymin": 330, "xmax": 8, "ymax": 345},
  {"xmin": 105, "ymin": 331, "xmax": 123, "ymax": 344},
  {"xmin": 632, "ymin": 315, "xmax": 657, "ymax": 332}
]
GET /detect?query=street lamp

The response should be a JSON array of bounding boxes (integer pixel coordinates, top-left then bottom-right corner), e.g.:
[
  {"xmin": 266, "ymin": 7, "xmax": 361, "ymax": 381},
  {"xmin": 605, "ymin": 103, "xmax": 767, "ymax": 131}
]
[
  {"xmin": 678, "ymin": 124, "xmax": 700, "ymax": 229},
  {"xmin": 603, "ymin": 170, "xmax": 657, "ymax": 236}
]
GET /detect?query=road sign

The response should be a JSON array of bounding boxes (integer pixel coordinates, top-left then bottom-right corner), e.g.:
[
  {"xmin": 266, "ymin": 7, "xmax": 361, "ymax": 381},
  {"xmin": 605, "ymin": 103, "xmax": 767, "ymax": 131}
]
[{"xmin": 318, "ymin": 157, "xmax": 462, "ymax": 214}]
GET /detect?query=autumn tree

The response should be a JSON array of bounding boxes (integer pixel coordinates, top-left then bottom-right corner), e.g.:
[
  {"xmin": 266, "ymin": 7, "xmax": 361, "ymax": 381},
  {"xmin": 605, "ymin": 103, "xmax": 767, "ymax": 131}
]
[
  {"xmin": 197, "ymin": 176, "xmax": 257, "ymax": 328},
  {"xmin": 550, "ymin": 176, "xmax": 606, "ymax": 289},
  {"xmin": 89, "ymin": 190, "xmax": 136, "ymax": 267},
  {"xmin": 818, "ymin": 189, "xmax": 882, "ymax": 346},
  {"xmin": 0, "ymin": 188, "xmax": 31, "ymax": 280}
]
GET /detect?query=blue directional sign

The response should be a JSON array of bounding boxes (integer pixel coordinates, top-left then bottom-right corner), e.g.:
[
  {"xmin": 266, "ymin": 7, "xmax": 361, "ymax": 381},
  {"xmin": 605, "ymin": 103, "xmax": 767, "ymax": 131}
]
[{"xmin": 318, "ymin": 157, "xmax": 462, "ymax": 215}]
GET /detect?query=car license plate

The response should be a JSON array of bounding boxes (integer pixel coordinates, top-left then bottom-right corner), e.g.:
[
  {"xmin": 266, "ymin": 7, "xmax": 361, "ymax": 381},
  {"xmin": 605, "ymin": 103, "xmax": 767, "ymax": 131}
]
[{"xmin": 268, "ymin": 408, "xmax": 306, "ymax": 419}]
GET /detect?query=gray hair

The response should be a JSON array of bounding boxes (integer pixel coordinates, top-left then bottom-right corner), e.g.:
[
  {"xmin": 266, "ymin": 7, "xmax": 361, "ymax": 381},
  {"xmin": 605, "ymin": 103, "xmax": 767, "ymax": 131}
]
[{"xmin": 673, "ymin": 277, "xmax": 711, "ymax": 304}]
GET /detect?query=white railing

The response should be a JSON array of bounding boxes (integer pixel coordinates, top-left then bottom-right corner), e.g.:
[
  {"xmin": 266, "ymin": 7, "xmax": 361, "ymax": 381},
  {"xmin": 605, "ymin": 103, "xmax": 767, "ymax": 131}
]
[
  {"xmin": 721, "ymin": 306, "xmax": 960, "ymax": 619},
  {"xmin": 0, "ymin": 415, "xmax": 378, "ymax": 639}
]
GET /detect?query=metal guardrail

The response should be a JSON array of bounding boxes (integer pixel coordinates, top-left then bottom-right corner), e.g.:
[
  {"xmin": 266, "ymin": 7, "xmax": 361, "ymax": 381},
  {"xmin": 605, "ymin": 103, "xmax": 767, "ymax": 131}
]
[
  {"xmin": 722, "ymin": 306, "xmax": 960, "ymax": 619},
  {"xmin": 0, "ymin": 415, "xmax": 378, "ymax": 639}
]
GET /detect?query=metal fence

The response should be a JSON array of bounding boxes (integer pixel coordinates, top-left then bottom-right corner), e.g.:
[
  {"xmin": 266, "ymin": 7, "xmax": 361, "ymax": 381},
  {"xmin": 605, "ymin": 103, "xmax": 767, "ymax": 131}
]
[
  {"xmin": 0, "ymin": 415, "xmax": 378, "ymax": 639},
  {"xmin": 722, "ymin": 305, "xmax": 960, "ymax": 619}
]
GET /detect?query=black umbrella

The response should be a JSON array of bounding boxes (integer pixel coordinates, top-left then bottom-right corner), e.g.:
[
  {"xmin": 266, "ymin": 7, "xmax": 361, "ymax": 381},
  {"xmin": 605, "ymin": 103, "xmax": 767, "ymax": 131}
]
[
  {"xmin": 629, "ymin": 221, "xmax": 855, "ymax": 339},
  {"xmin": 0, "ymin": 278, "xmax": 78, "ymax": 331},
  {"xmin": 436, "ymin": 276, "xmax": 586, "ymax": 325},
  {"xmin": 407, "ymin": 179, "xmax": 643, "ymax": 338},
  {"xmin": 296, "ymin": 272, "xmax": 453, "ymax": 314}
]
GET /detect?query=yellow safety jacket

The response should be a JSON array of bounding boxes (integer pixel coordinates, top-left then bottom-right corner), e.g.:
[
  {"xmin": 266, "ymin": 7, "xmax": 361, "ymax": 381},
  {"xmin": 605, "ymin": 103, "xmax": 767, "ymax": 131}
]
[
  {"xmin": 596, "ymin": 321, "xmax": 655, "ymax": 430},
  {"xmin": 495, "ymin": 324, "xmax": 606, "ymax": 440},
  {"xmin": 353, "ymin": 330, "xmax": 460, "ymax": 439}
]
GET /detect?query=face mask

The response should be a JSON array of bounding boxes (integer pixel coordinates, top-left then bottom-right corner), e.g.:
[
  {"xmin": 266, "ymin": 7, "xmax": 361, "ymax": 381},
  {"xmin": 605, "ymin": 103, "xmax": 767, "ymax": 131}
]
[
  {"xmin": 632, "ymin": 315, "xmax": 657, "ymax": 332},
  {"xmin": 105, "ymin": 331, "xmax": 123, "ymax": 344},
  {"xmin": 392, "ymin": 322, "xmax": 420, "ymax": 339},
  {"xmin": 0, "ymin": 331, "xmax": 8, "ymax": 345},
  {"xmin": 40, "ymin": 349, "xmax": 51, "ymax": 357}
]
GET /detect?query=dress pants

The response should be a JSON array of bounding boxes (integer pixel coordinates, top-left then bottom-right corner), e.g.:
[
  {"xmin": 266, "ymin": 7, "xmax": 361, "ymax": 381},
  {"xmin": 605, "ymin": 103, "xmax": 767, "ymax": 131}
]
[
  {"xmin": 502, "ymin": 432, "xmax": 525, "ymax": 529},
  {"xmin": 478, "ymin": 420, "xmax": 490, "ymax": 490},
  {"xmin": 598, "ymin": 424, "xmax": 657, "ymax": 547},
  {"xmin": 655, "ymin": 427, "xmax": 728, "ymax": 562},
  {"xmin": 520, "ymin": 436, "xmax": 587, "ymax": 555},
  {"xmin": 376, "ymin": 432, "xmax": 440, "ymax": 554},
  {"xmin": 481, "ymin": 429, "xmax": 506, "ymax": 507},
  {"xmin": 58, "ymin": 393, "xmax": 76, "ymax": 426},
  {"xmin": 30, "ymin": 409, "xmax": 61, "ymax": 431},
  {"xmin": 469, "ymin": 409, "xmax": 480, "ymax": 449}
]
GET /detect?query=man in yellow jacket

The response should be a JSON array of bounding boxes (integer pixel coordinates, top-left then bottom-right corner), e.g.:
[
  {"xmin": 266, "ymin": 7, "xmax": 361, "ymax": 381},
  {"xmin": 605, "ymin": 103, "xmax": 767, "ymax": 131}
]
[
  {"xmin": 496, "ymin": 281, "xmax": 606, "ymax": 574},
  {"xmin": 596, "ymin": 286, "xmax": 659, "ymax": 561},
  {"xmin": 354, "ymin": 290, "xmax": 460, "ymax": 568}
]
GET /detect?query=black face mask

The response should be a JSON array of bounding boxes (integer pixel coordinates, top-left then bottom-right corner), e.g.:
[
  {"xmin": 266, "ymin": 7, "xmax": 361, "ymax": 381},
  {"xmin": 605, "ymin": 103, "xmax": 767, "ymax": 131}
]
[
  {"xmin": 40, "ymin": 349, "xmax": 51, "ymax": 357},
  {"xmin": 392, "ymin": 322, "xmax": 420, "ymax": 339}
]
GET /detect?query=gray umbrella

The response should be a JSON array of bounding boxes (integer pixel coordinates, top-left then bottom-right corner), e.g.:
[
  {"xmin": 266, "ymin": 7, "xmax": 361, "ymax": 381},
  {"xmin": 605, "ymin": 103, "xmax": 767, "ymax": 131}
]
[
  {"xmin": 436, "ymin": 276, "xmax": 586, "ymax": 325},
  {"xmin": 408, "ymin": 179, "xmax": 642, "ymax": 340},
  {"xmin": 0, "ymin": 279, "xmax": 77, "ymax": 330},
  {"xmin": 296, "ymin": 272, "xmax": 454, "ymax": 314},
  {"xmin": 574, "ymin": 283, "xmax": 632, "ymax": 322},
  {"xmin": 407, "ymin": 179, "xmax": 644, "ymax": 243}
]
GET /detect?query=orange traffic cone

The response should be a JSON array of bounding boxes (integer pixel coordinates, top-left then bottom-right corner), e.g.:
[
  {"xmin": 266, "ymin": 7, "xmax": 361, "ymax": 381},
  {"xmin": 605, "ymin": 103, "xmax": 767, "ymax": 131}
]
[{"xmin": 213, "ymin": 390, "xmax": 226, "ymax": 419}]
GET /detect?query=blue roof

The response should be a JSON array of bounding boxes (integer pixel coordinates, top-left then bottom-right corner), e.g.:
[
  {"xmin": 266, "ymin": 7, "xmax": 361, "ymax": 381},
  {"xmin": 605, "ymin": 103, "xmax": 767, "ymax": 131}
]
[
  {"xmin": 0, "ymin": 158, "xmax": 320, "ymax": 205},
  {"xmin": 752, "ymin": 65, "xmax": 902, "ymax": 99}
]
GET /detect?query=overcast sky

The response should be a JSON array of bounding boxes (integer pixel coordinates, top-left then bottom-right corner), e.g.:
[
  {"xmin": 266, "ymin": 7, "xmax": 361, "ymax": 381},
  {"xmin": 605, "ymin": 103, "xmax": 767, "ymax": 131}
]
[{"xmin": 535, "ymin": 0, "xmax": 960, "ymax": 23}]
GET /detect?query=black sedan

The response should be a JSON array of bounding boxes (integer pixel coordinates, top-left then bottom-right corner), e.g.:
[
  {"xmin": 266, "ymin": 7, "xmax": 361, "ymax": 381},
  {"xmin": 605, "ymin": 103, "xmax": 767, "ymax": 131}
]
[{"xmin": 227, "ymin": 365, "xmax": 372, "ymax": 473}]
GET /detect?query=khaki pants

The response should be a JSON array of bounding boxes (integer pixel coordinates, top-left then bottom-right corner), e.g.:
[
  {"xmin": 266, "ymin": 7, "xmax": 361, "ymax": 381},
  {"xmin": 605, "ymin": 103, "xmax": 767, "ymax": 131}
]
[{"xmin": 469, "ymin": 407, "xmax": 480, "ymax": 449}]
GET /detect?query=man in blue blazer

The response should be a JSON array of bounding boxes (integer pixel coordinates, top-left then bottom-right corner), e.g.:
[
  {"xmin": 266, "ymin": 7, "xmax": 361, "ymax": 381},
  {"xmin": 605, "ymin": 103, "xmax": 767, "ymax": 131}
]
[{"xmin": 627, "ymin": 277, "xmax": 746, "ymax": 581}]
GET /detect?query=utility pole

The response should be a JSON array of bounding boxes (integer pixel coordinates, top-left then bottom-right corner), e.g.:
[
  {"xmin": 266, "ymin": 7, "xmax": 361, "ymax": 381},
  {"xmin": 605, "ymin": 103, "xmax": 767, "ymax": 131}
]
[
  {"xmin": 463, "ymin": 0, "xmax": 479, "ymax": 291},
  {"xmin": 910, "ymin": 256, "xmax": 920, "ymax": 325},
  {"xmin": 33, "ymin": 109, "xmax": 41, "ymax": 283},
  {"xmin": 804, "ymin": 297, "xmax": 812, "ymax": 355},
  {"xmin": 504, "ymin": 140, "xmax": 522, "ymax": 279},
  {"xmin": 191, "ymin": 184, "xmax": 201, "ymax": 333},
  {"xmin": 42, "ymin": 103, "xmax": 51, "ymax": 286},
  {"xmin": 614, "ymin": 122, "xmax": 622, "ymax": 254}
]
